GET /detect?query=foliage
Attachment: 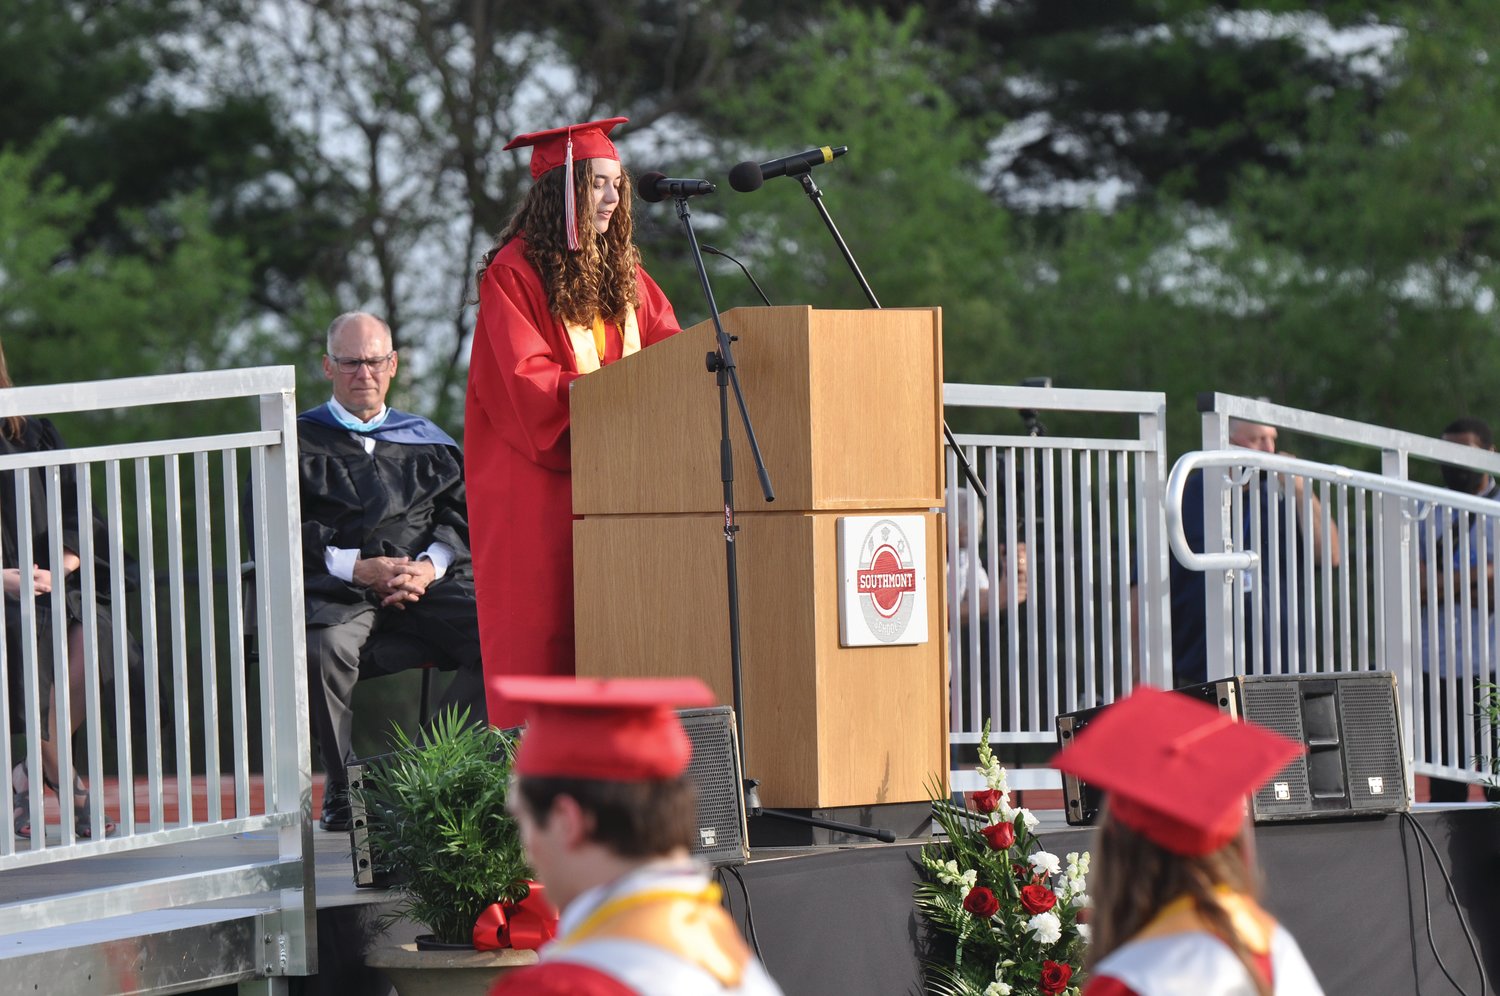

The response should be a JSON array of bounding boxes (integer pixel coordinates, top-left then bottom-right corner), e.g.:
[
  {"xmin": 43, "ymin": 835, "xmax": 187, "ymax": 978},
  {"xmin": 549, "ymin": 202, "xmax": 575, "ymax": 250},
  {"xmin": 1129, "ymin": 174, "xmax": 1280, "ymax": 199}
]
[
  {"xmin": 1480, "ymin": 683, "xmax": 1500, "ymax": 796},
  {"xmin": 917, "ymin": 725, "xmax": 1090, "ymax": 996},
  {"xmin": 356, "ymin": 706, "xmax": 532, "ymax": 945},
  {"xmin": 0, "ymin": 0, "xmax": 342, "ymax": 327}
]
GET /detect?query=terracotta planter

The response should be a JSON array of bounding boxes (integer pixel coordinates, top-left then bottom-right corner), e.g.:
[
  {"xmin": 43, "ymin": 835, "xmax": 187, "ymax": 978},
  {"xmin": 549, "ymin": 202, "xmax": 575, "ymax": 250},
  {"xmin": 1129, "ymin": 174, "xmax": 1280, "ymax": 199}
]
[{"xmin": 364, "ymin": 942, "xmax": 537, "ymax": 996}]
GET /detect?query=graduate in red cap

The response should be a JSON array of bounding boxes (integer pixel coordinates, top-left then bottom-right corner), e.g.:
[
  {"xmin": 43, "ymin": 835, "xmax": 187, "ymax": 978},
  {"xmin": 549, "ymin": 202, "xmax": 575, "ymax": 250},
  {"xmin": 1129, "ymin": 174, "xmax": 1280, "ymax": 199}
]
[
  {"xmin": 1051, "ymin": 687, "xmax": 1325, "ymax": 996},
  {"xmin": 487, "ymin": 676, "xmax": 785, "ymax": 996},
  {"xmin": 466, "ymin": 118, "xmax": 684, "ymax": 728}
]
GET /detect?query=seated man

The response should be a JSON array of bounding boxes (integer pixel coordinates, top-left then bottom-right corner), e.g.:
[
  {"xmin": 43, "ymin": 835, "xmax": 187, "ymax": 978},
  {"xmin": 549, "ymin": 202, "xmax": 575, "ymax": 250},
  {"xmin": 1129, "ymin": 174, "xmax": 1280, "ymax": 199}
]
[
  {"xmin": 299, "ymin": 311, "xmax": 484, "ymax": 831},
  {"xmin": 490, "ymin": 675, "xmax": 785, "ymax": 996}
]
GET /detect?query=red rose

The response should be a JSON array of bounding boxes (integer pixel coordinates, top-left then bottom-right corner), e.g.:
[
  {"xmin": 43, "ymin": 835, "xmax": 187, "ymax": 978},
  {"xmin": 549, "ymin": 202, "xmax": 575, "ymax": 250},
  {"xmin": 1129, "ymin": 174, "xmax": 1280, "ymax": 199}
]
[
  {"xmin": 980, "ymin": 821, "xmax": 1016, "ymax": 851},
  {"xmin": 1011, "ymin": 862, "xmax": 1029, "ymax": 879},
  {"xmin": 1039, "ymin": 960, "xmax": 1073, "ymax": 995},
  {"xmin": 1020, "ymin": 883, "xmax": 1058, "ymax": 915},
  {"xmin": 962, "ymin": 886, "xmax": 1000, "ymax": 919},
  {"xmin": 971, "ymin": 789, "xmax": 1002, "ymax": 813}
]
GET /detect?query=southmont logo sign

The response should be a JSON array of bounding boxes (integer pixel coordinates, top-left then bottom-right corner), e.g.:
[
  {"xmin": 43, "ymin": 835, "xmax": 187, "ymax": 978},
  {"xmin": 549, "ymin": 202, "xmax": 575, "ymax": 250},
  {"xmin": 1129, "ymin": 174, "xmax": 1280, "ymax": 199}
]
[
  {"xmin": 857, "ymin": 550, "xmax": 917, "ymax": 614},
  {"xmin": 838, "ymin": 515, "xmax": 928, "ymax": 647}
]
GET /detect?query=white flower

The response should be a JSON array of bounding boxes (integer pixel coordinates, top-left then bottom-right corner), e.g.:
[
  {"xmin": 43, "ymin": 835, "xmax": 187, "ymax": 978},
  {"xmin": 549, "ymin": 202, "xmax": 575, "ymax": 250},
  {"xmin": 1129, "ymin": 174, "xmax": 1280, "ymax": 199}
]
[
  {"xmin": 1026, "ymin": 911, "xmax": 1062, "ymax": 945},
  {"xmin": 983, "ymin": 983, "xmax": 1013, "ymax": 996},
  {"xmin": 1029, "ymin": 851, "xmax": 1061, "ymax": 877},
  {"xmin": 1077, "ymin": 923, "xmax": 1092, "ymax": 942},
  {"xmin": 979, "ymin": 754, "xmax": 1010, "ymax": 794},
  {"xmin": 936, "ymin": 860, "xmax": 976, "ymax": 891},
  {"xmin": 1020, "ymin": 809, "xmax": 1039, "ymax": 832}
]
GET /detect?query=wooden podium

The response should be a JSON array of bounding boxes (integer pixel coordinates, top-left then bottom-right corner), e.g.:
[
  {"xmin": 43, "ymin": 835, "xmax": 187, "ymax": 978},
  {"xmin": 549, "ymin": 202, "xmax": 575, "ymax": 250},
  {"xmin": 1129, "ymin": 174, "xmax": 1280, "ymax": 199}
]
[{"xmin": 570, "ymin": 306, "xmax": 948, "ymax": 808}]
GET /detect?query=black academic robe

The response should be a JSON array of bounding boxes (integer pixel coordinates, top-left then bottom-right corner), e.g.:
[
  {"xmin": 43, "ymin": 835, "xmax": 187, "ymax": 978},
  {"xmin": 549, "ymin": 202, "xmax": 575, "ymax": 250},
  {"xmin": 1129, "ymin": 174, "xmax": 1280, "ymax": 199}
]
[
  {"xmin": 1, "ymin": 418, "xmax": 134, "ymax": 732},
  {"xmin": 294, "ymin": 418, "xmax": 478, "ymax": 663}
]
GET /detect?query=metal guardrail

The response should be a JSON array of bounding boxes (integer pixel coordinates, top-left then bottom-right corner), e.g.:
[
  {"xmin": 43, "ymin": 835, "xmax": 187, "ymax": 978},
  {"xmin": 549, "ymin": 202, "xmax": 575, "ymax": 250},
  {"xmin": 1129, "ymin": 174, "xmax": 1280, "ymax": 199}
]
[
  {"xmin": 945, "ymin": 386, "xmax": 1500, "ymax": 798},
  {"xmin": 0, "ymin": 368, "xmax": 313, "ymax": 981},
  {"xmin": 1191, "ymin": 394, "xmax": 1500, "ymax": 793},
  {"xmin": 942, "ymin": 384, "xmax": 1171, "ymax": 789}
]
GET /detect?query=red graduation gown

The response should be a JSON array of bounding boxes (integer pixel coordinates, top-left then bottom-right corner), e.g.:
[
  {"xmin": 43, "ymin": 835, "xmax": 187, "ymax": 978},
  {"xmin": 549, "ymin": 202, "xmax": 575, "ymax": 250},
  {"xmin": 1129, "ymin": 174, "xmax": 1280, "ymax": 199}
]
[
  {"xmin": 489, "ymin": 962, "xmax": 635, "ymax": 995},
  {"xmin": 466, "ymin": 238, "xmax": 682, "ymax": 728}
]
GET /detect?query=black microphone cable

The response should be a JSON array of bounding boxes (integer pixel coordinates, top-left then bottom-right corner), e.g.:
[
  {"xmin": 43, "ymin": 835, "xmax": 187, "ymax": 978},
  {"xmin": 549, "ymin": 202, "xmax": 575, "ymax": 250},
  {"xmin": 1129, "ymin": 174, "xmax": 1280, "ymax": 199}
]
[
  {"xmin": 717, "ymin": 863, "xmax": 765, "ymax": 961},
  {"xmin": 701, "ymin": 245, "xmax": 774, "ymax": 307},
  {"xmin": 1399, "ymin": 809, "xmax": 1488, "ymax": 996}
]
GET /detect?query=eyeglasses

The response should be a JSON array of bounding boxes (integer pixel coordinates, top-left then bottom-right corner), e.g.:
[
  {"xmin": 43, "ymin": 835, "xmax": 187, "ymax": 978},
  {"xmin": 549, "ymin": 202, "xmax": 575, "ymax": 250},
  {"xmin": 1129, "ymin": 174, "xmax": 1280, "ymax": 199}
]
[{"xmin": 329, "ymin": 352, "xmax": 395, "ymax": 374}]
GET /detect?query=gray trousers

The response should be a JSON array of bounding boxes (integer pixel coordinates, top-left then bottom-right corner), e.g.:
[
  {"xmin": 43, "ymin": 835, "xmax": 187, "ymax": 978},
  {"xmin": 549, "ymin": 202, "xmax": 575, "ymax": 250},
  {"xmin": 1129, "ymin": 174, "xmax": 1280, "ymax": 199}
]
[{"xmin": 305, "ymin": 580, "xmax": 485, "ymax": 788}]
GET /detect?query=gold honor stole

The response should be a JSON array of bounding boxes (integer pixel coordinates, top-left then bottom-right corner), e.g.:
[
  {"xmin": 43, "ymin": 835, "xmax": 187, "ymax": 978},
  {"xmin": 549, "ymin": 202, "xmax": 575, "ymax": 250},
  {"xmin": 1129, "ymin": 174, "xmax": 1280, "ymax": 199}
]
[
  {"xmin": 550, "ymin": 883, "xmax": 752, "ymax": 988},
  {"xmin": 566, "ymin": 307, "xmax": 642, "ymax": 374},
  {"xmin": 1131, "ymin": 889, "xmax": 1276, "ymax": 957}
]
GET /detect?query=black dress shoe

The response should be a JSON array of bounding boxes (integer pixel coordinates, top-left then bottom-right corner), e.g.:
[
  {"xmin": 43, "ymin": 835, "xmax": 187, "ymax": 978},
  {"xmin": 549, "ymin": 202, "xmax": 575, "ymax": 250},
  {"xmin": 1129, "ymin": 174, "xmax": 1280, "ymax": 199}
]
[{"xmin": 320, "ymin": 786, "xmax": 352, "ymax": 832}]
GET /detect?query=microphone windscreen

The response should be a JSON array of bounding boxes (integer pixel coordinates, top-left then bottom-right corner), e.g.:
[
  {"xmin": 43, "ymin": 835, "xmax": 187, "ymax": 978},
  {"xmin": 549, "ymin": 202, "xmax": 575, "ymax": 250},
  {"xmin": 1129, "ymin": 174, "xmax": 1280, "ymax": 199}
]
[
  {"xmin": 637, "ymin": 171, "xmax": 667, "ymax": 203},
  {"xmin": 727, "ymin": 161, "xmax": 764, "ymax": 193}
]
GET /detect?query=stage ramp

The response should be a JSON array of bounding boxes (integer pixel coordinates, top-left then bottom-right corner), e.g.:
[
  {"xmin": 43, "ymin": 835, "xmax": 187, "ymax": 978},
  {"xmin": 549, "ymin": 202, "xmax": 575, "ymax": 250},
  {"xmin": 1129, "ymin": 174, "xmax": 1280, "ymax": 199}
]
[{"xmin": 0, "ymin": 368, "xmax": 315, "ymax": 993}]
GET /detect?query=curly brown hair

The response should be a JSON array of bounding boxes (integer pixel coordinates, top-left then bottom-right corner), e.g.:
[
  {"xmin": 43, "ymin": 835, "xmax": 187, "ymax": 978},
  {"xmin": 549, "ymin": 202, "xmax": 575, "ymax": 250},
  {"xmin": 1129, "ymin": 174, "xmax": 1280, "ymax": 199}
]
[
  {"xmin": 1086, "ymin": 809, "xmax": 1272, "ymax": 996},
  {"xmin": 477, "ymin": 159, "xmax": 641, "ymax": 326}
]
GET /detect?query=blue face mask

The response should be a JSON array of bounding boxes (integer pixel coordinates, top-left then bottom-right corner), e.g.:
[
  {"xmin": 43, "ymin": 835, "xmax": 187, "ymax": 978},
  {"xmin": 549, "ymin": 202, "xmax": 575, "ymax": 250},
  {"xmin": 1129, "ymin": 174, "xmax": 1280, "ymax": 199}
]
[{"xmin": 329, "ymin": 401, "xmax": 390, "ymax": 433}]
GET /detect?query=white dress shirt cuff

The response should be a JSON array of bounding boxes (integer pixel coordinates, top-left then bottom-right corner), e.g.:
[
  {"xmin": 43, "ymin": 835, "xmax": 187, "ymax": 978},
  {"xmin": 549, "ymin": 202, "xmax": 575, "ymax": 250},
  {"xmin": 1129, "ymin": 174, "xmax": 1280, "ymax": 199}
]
[{"xmin": 325, "ymin": 546, "xmax": 359, "ymax": 583}]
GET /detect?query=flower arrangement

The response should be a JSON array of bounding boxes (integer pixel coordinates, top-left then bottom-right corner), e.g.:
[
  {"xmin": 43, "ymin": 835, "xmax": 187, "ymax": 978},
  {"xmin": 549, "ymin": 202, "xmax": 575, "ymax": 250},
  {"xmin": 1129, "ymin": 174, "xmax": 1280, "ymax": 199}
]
[{"xmin": 917, "ymin": 724, "xmax": 1090, "ymax": 996}]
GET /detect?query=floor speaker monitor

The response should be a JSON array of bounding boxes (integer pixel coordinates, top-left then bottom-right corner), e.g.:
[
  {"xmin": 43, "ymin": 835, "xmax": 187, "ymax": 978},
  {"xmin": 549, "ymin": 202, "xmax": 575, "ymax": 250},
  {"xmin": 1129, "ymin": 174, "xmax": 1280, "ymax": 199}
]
[
  {"xmin": 679, "ymin": 705, "xmax": 750, "ymax": 867},
  {"xmin": 1058, "ymin": 671, "xmax": 1409, "ymax": 828}
]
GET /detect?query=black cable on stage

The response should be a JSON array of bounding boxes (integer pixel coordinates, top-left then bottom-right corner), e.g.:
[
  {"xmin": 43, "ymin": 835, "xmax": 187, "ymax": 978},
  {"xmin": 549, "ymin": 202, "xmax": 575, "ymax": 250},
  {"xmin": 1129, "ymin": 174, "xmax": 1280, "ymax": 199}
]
[
  {"xmin": 1398, "ymin": 810, "xmax": 1426, "ymax": 990},
  {"xmin": 724, "ymin": 863, "xmax": 764, "ymax": 960},
  {"xmin": 1400, "ymin": 811, "xmax": 1488, "ymax": 996}
]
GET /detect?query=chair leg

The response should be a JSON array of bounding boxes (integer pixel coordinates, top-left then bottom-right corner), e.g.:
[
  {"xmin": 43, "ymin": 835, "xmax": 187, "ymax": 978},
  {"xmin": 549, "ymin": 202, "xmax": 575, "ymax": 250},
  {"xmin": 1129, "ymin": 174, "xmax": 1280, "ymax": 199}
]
[{"xmin": 418, "ymin": 667, "xmax": 432, "ymax": 726}]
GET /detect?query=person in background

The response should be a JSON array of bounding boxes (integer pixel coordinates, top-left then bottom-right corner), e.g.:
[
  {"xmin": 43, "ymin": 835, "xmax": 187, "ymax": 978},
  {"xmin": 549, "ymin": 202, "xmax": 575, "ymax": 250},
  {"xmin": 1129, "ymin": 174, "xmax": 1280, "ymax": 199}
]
[
  {"xmin": 1052, "ymin": 686, "xmax": 1324, "ymax": 996},
  {"xmin": 466, "ymin": 117, "xmax": 683, "ymax": 730},
  {"xmin": 953, "ymin": 487, "xmax": 1029, "ymax": 621},
  {"xmin": 488, "ymin": 675, "xmax": 785, "ymax": 996},
  {"xmin": 1419, "ymin": 416, "xmax": 1500, "ymax": 803},
  {"xmin": 1, "ymin": 336, "xmax": 132, "ymax": 839},
  {"xmin": 297, "ymin": 311, "xmax": 484, "ymax": 831},
  {"xmin": 1169, "ymin": 416, "xmax": 1341, "ymax": 687}
]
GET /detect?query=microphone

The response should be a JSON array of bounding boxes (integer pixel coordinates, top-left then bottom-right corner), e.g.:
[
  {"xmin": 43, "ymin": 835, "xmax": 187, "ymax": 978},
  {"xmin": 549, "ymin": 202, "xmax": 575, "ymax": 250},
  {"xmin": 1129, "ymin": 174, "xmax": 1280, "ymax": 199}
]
[
  {"xmin": 702, "ymin": 245, "xmax": 774, "ymax": 307},
  {"xmin": 637, "ymin": 171, "xmax": 715, "ymax": 203},
  {"xmin": 728, "ymin": 145, "xmax": 848, "ymax": 192}
]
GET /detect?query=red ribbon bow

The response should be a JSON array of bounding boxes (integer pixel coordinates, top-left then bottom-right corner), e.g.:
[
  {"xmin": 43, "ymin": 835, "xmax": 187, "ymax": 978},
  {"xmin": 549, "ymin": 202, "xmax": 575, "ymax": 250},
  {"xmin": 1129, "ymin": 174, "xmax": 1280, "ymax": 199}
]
[{"xmin": 473, "ymin": 882, "xmax": 559, "ymax": 951}]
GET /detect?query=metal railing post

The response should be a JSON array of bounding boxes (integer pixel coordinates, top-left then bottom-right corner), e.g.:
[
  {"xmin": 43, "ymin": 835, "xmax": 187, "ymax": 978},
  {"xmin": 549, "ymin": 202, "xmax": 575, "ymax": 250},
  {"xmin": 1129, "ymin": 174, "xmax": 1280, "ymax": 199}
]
[
  {"xmin": 1379, "ymin": 447, "xmax": 1417, "ymax": 802},
  {"xmin": 256, "ymin": 387, "xmax": 315, "ymax": 978}
]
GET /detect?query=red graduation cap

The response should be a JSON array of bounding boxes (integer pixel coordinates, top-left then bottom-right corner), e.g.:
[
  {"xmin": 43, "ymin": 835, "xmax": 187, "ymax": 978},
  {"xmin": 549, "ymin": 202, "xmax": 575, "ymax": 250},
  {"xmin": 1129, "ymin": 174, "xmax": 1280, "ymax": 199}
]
[
  {"xmin": 494, "ymin": 675, "xmax": 716, "ymax": 781},
  {"xmin": 503, "ymin": 117, "xmax": 628, "ymax": 251},
  {"xmin": 1050, "ymin": 686, "xmax": 1304, "ymax": 857}
]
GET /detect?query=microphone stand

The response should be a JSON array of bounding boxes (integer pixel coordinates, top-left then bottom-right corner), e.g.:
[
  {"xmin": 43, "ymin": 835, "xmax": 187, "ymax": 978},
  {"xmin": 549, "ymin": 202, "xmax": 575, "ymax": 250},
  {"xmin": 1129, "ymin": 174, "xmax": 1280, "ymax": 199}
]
[
  {"xmin": 673, "ymin": 193, "xmax": 895, "ymax": 844},
  {"xmin": 702, "ymin": 245, "xmax": 773, "ymax": 308},
  {"xmin": 792, "ymin": 169, "xmax": 986, "ymax": 501}
]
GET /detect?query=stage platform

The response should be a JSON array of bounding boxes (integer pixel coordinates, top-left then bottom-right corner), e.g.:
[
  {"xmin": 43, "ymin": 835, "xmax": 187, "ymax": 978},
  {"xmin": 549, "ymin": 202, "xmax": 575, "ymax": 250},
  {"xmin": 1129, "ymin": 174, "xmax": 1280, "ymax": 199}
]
[{"xmin": 0, "ymin": 805, "xmax": 1495, "ymax": 995}]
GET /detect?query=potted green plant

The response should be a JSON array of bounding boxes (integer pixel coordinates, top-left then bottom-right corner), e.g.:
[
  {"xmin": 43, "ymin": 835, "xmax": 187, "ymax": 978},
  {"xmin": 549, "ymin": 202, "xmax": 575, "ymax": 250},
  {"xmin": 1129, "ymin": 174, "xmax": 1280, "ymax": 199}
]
[{"xmin": 359, "ymin": 706, "xmax": 543, "ymax": 995}]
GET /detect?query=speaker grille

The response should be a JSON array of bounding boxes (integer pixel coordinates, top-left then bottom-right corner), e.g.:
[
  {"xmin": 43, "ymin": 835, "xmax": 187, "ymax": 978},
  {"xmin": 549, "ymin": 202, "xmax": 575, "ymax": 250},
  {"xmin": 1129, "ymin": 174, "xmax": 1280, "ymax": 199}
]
[
  {"xmin": 1339, "ymin": 674, "xmax": 1406, "ymax": 811},
  {"xmin": 680, "ymin": 706, "xmax": 749, "ymax": 867},
  {"xmin": 1241, "ymin": 680, "xmax": 1313, "ymax": 817}
]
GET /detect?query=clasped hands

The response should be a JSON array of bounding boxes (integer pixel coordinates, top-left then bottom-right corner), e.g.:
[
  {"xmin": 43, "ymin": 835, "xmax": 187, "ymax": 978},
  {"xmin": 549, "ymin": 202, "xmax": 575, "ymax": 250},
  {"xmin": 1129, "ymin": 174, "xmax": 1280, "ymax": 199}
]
[
  {"xmin": 352, "ymin": 555, "xmax": 436, "ymax": 609},
  {"xmin": 2, "ymin": 564, "xmax": 56, "ymax": 598}
]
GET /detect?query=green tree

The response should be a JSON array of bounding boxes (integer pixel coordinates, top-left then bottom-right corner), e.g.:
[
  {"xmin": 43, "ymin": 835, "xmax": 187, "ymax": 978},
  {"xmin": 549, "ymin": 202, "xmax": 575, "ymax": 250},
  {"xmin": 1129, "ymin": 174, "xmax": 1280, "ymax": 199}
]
[
  {"xmin": 0, "ymin": 0, "xmax": 345, "ymax": 333},
  {"xmin": 647, "ymin": 8, "xmax": 1024, "ymax": 375}
]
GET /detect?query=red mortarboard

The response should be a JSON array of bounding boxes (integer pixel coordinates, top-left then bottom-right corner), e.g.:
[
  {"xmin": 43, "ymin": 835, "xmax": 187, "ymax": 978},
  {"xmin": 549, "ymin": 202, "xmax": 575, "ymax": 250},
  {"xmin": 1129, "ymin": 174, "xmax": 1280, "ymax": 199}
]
[
  {"xmin": 495, "ymin": 675, "xmax": 715, "ymax": 781},
  {"xmin": 503, "ymin": 117, "xmax": 627, "ymax": 252},
  {"xmin": 1050, "ymin": 686, "xmax": 1304, "ymax": 857}
]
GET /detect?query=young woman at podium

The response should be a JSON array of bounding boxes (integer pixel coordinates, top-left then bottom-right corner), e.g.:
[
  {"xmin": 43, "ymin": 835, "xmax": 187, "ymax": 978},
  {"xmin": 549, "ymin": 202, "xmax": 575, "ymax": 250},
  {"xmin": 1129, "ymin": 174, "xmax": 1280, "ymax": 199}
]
[{"xmin": 466, "ymin": 117, "xmax": 683, "ymax": 729}]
